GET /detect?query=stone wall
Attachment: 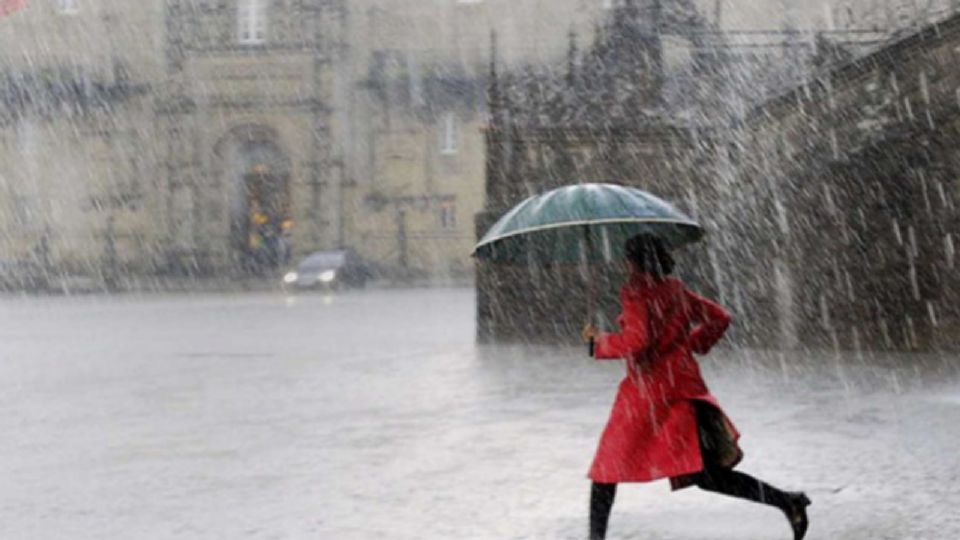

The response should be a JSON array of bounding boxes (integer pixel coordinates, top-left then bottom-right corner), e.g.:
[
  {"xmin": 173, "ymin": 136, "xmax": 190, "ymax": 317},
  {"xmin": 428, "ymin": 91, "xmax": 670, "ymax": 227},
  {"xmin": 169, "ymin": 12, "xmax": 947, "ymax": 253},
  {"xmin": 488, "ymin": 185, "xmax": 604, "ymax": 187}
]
[{"xmin": 737, "ymin": 14, "xmax": 960, "ymax": 351}]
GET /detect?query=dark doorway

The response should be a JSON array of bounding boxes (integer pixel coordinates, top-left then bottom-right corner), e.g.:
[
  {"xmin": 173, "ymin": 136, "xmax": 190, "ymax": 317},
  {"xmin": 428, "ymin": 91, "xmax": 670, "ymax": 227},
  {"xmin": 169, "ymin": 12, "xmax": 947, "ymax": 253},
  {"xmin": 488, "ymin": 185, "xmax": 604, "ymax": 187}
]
[
  {"xmin": 217, "ymin": 130, "xmax": 293, "ymax": 275},
  {"xmin": 238, "ymin": 168, "xmax": 291, "ymax": 273}
]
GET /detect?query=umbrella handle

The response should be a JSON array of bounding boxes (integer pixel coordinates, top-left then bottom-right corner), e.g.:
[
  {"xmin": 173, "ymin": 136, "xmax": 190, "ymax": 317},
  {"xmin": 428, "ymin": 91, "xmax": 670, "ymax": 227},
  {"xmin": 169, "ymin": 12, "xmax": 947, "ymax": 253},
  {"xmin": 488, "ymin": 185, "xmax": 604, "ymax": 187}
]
[{"xmin": 583, "ymin": 227, "xmax": 599, "ymax": 358}]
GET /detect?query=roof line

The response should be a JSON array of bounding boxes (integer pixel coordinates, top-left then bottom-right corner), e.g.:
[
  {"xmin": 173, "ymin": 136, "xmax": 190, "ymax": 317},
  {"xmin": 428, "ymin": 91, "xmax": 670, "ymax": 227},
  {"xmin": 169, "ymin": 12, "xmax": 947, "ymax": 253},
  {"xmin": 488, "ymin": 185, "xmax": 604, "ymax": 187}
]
[{"xmin": 751, "ymin": 10, "xmax": 960, "ymax": 120}]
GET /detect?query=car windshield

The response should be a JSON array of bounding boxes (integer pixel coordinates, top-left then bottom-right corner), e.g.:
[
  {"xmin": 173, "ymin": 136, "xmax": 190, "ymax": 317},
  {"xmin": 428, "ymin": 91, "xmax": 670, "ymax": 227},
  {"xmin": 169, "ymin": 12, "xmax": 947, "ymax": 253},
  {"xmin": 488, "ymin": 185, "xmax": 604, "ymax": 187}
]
[{"xmin": 299, "ymin": 251, "xmax": 347, "ymax": 272}]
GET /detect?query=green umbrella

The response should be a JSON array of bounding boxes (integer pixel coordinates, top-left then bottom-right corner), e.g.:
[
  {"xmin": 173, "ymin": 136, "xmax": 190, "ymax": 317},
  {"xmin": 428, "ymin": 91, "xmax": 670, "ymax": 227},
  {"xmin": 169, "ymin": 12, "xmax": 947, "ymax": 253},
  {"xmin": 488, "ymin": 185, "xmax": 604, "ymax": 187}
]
[
  {"xmin": 474, "ymin": 183, "xmax": 704, "ymax": 263},
  {"xmin": 473, "ymin": 183, "xmax": 705, "ymax": 351}
]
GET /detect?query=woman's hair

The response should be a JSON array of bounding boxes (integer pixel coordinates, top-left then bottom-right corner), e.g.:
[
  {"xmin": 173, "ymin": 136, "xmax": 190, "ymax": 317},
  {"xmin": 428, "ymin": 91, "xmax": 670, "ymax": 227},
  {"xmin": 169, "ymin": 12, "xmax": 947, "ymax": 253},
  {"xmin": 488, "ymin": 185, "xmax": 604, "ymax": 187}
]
[{"xmin": 624, "ymin": 234, "xmax": 675, "ymax": 276}]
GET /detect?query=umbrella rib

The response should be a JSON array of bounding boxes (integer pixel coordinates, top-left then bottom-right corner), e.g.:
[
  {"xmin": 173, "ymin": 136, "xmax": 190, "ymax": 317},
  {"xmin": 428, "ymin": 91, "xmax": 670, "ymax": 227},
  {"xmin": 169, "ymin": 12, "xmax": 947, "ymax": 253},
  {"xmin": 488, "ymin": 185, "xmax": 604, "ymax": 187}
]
[{"xmin": 473, "ymin": 217, "xmax": 704, "ymax": 254}]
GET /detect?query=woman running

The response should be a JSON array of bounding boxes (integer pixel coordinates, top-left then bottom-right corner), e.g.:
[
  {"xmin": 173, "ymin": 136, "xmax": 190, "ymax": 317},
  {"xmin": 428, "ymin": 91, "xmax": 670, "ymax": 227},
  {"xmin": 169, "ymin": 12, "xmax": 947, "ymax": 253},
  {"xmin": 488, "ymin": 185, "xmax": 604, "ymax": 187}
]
[{"xmin": 582, "ymin": 234, "xmax": 810, "ymax": 540}]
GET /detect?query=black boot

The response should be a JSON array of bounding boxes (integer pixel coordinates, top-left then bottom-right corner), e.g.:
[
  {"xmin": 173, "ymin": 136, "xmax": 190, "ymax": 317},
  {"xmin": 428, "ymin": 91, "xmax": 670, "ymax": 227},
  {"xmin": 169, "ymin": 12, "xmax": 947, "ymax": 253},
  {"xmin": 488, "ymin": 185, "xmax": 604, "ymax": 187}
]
[{"xmin": 784, "ymin": 492, "xmax": 811, "ymax": 540}]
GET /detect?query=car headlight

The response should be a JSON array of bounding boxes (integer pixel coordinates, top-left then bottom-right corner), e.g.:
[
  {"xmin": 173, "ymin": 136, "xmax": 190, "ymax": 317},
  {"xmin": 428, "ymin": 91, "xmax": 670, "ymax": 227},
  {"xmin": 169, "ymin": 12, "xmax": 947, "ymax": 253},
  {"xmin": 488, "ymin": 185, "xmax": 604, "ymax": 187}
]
[
  {"xmin": 283, "ymin": 272, "xmax": 298, "ymax": 284},
  {"xmin": 319, "ymin": 270, "xmax": 336, "ymax": 283}
]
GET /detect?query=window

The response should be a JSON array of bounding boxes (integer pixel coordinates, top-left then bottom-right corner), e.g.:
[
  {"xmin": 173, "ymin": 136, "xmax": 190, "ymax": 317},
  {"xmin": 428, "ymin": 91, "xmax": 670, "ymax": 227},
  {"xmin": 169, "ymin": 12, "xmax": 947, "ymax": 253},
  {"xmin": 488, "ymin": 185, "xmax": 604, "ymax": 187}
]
[
  {"xmin": 439, "ymin": 203, "xmax": 457, "ymax": 230},
  {"xmin": 56, "ymin": 0, "xmax": 79, "ymax": 14},
  {"xmin": 238, "ymin": 0, "xmax": 267, "ymax": 45},
  {"xmin": 440, "ymin": 113, "xmax": 459, "ymax": 155}
]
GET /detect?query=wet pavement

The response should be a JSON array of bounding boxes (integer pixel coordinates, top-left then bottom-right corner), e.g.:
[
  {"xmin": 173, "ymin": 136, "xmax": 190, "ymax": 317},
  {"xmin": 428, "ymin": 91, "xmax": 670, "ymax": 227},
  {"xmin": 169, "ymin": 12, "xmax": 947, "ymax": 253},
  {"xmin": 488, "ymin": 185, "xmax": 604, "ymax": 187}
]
[{"xmin": 1, "ymin": 288, "xmax": 958, "ymax": 539}]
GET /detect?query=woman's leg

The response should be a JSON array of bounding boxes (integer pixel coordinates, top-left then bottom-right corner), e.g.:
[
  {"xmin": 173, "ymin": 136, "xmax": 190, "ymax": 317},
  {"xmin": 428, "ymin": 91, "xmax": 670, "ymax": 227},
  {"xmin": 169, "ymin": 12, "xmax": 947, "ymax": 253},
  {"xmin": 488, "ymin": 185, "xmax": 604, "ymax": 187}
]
[
  {"xmin": 694, "ymin": 468, "xmax": 810, "ymax": 539},
  {"xmin": 589, "ymin": 482, "xmax": 617, "ymax": 540},
  {"xmin": 694, "ymin": 467, "xmax": 790, "ymax": 508}
]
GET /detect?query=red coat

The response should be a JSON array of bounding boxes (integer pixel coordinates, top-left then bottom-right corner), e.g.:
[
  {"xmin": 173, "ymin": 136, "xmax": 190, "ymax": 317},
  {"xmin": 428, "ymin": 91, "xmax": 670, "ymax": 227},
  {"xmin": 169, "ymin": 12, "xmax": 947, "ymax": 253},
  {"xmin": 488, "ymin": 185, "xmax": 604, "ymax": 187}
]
[{"xmin": 589, "ymin": 274, "xmax": 741, "ymax": 485}]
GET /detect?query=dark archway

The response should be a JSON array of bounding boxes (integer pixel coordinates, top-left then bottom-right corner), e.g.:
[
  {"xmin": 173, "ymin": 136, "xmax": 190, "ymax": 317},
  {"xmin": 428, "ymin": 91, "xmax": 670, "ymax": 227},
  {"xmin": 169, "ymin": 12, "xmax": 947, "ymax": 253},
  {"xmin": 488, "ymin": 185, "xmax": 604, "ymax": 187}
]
[{"xmin": 214, "ymin": 125, "xmax": 293, "ymax": 273}]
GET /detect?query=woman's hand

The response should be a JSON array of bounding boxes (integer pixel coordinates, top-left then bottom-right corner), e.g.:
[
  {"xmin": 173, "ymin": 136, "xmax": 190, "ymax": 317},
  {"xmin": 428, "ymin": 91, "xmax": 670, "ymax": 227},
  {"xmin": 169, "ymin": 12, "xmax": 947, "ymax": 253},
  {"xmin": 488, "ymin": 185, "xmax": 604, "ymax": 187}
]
[{"xmin": 581, "ymin": 324, "xmax": 600, "ymax": 344}]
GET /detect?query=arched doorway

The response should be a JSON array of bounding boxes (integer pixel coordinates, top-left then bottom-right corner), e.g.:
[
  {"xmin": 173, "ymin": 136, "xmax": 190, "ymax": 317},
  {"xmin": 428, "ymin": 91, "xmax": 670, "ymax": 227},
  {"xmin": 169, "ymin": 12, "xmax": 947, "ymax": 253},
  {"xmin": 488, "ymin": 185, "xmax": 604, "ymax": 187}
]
[{"xmin": 215, "ymin": 126, "xmax": 293, "ymax": 273}]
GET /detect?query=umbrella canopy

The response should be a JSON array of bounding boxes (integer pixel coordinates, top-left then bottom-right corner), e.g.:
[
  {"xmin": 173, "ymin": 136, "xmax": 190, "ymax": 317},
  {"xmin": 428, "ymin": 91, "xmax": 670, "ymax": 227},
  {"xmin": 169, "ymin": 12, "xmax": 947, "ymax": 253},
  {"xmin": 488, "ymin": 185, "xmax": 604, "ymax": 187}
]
[{"xmin": 473, "ymin": 183, "xmax": 704, "ymax": 264}]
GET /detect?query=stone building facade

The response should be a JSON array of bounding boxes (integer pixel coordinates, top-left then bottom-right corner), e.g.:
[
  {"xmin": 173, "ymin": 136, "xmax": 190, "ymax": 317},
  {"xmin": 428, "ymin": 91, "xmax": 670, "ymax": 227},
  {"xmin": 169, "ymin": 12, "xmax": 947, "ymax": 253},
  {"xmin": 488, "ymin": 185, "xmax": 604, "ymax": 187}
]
[
  {"xmin": 0, "ymin": 0, "xmax": 163, "ymax": 288},
  {"xmin": 0, "ymin": 0, "xmax": 607, "ymax": 288},
  {"xmin": 158, "ymin": 0, "xmax": 348, "ymax": 276},
  {"xmin": 345, "ymin": 0, "xmax": 611, "ymax": 281},
  {"xmin": 5, "ymin": 0, "xmax": 950, "ymax": 297}
]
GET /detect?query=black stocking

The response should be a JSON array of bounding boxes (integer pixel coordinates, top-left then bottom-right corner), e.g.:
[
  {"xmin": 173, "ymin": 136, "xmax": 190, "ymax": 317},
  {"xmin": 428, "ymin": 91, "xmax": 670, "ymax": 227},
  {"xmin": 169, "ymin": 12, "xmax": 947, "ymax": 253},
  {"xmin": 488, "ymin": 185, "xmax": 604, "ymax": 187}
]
[
  {"xmin": 590, "ymin": 482, "xmax": 617, "ymax": 540},
  {"xmin": 693, "ymin": 467, "xmax": 791, "ymax": 511}
]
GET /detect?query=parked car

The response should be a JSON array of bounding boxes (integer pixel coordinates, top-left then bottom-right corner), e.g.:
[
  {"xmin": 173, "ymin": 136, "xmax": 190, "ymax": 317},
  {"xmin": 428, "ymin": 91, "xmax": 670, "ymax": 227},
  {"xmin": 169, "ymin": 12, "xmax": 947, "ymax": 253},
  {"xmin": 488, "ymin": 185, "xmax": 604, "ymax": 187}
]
[{"xmin": 282, "ymin": 250, "xmax": 370, "ymax": 290}]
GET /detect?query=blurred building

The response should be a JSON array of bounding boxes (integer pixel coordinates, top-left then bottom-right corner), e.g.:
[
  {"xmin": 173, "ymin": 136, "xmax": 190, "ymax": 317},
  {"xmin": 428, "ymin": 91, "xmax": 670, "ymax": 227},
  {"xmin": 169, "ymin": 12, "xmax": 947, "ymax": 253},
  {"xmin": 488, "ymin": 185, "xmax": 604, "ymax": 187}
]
[
  {"xmin": 0, "ymin": 0, "xmax": 162, "ymax": 288},
  {"xmin": 0, "ymin": 0, "xmax": 607, "ymax": 288},
  {"xmin": 158, "ymin": 1, "xmax": 349, "ymax": 277},
  {"xmin": 345, "ymin": 0, "xmax": 608, "ymax": 282},
  {"xmin": 478, "ymin": 1, "xmax": 960, "ymax": 351},
  {"xmin": 3, "ymin": 0, "xmax": 953, "ymax": 293}
]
